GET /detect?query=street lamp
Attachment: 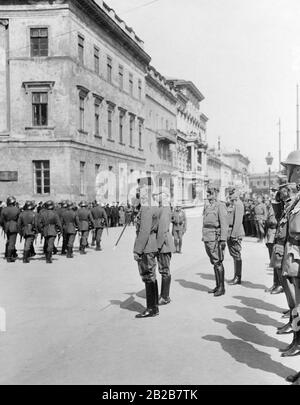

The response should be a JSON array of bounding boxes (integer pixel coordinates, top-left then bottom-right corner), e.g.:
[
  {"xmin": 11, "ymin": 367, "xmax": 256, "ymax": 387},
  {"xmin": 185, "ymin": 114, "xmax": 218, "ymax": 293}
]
[{"xmin": 265, "ymin": 152, "xmax": 274, "ymax": 194}]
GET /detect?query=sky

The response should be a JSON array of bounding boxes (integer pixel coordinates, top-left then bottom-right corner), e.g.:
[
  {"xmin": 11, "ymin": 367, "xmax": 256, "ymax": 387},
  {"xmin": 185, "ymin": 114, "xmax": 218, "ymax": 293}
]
[{"xmin": 107, "ymin": 0, "xmax": 300, "ymax": 173}]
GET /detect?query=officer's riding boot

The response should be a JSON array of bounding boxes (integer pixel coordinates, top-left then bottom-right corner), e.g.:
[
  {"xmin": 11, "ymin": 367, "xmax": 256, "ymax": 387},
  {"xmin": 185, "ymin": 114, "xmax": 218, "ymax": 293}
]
[
  {"xmin": 178, "ymin": 240, "xmax": 182, "ymax": 254},
  {"xmin": 214, "ymin": 265, "xmax": 225, "ymax": 297},
  {"xmin": 271, "ymin": 268, "xmax": 284, "ymax": 294},
  {"xmin": 277, "ymin": 311, "xmax": 293, "ymax": 335},
  {"xmin": 281, "ymin": 330, "xmax": 300, "ymax": 357},
  {"xmin": 67, "ymin": 247, "xmax": 73, "ymax": 258},
  {"xmin": 30, "ymin": 244, "xmax": 36, "ymax": 257},
  {"xmin": 136, "ymin": 281, "xmax": 158, "ymax": 318},
  {"xmin": 159, "ymin": 275, "xmax": 171, "ymax": 305},
  {"xmin": 7, "ymin": 249, "xmax": 15, "ymax": 263},
  {"xmin": 265, "ymin": 269, "xmax": 278, "ymax": 293},
  {"xmin": 154, "ymin": 280, "xmax": 159, "ymax": 315},
  {"xmin": 96, "ymin": 242, "xmax": 102, "ymax": 251},
  {"xmin": 13, "ymin": 249, "xmax": 18, "ymax": 258},
  {"xmin": 228, "ymin": 260, "xmax": 242, "ymax": 285},
  {"xmin": 280, "ymin": 331, "xmax": 297, "ymax": 353},
  {"xmin": 23, "ymin": 250, "xmax": 30, "ymax": 264},
  {"xmin": 208, "ymin": 266, "xmax": 219, "ymax": 294},
  {"xmin": 46, "ymin": 252, "xmax": 52, "ymax": 264}
]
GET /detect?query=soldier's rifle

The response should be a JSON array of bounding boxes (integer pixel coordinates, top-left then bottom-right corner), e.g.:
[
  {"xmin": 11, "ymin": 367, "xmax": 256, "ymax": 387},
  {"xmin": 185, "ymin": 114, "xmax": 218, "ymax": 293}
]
[{"xmin": 113, "ymin": 221, "xmax": 128, "ymax": 250}]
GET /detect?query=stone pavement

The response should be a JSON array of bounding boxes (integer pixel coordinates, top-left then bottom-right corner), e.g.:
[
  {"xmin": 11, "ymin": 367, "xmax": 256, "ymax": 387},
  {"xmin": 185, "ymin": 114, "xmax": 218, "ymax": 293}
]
[{"xmin": 0, "ymin": 212, "xmax": 298, "ymax": 385}]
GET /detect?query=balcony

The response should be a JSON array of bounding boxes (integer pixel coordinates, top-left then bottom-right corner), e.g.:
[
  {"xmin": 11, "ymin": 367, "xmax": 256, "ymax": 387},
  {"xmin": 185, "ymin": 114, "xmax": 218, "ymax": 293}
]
[{"xmin": 156, "ymin": 129, "xmax": 177, "ymax": 144}]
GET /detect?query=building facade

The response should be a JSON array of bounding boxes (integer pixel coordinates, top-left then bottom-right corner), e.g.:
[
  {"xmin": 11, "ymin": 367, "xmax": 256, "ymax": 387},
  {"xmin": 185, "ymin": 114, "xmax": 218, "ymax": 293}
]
[
  {"xmin": 0, "ymin": 0, "xmax": 151, "ymax": 204},
  {"xmin": 144, "ymin": 65, "xmax": 178, "ymax": 197},
  {"xmin": 249, "ymin": 172, "xmax": 286, "ymax": 196},
  {"xmin": 166, "ymin": 79, "xmax": 208, "ymax": 205}
]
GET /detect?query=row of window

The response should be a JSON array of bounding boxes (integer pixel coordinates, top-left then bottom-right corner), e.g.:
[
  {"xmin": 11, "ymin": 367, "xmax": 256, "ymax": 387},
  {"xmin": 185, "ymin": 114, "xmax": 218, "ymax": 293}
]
[
  {"xmin": 29, "ymin": 28, "xmax": 143, "ymax": 99},
  {"xmin": 250, "ymin": 180, "xmax": 276, "ymax": 187}
]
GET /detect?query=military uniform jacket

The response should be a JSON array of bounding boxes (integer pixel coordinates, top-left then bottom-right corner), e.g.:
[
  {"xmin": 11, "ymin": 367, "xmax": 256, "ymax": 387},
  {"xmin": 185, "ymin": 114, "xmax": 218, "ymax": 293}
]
[
  {"xmin": 77, "ymin": 208, "xmax": 94, "ymax": 231},
  {"xmin": 172, "ymin": 210, "xmax": 187, "ymax": 232},
  {"xmin": 0, "ymin": 206, "xmax": 20, "ymax": 233},
  {"xmin": 202, "ymin": 200, "xmax": 228, "ymax": 242},
  {"xmin": 61, "ymin": 210, "xmax": 80, "ymax": 234},
  {"xmin": 91, "ymin": 207, "xmax": 108, "ymax": 229},
  {"xmin": 38, "ymin": 209, "xmax": 62, "ymax": 237},
  {"xmin": 227, "ymin": 199, "xmax": 245, "ymax": 239},
  {"xmin": 266, "ymin": 203, "xmax": 277, "ymax": 229},
  {"xmin": 254, "ymin": 203, "xmax": 267, "ymax": 221},
  {"xmin": 18, "ymin": 210, "xmax": 38, "ymax": 236},
  {"xmin": 133, "ymin": 206, "xmax": 159, "ymax": 255},
  {"xmin": 157, "ymin": 207, "xmax": 175, "ymax": 254}
]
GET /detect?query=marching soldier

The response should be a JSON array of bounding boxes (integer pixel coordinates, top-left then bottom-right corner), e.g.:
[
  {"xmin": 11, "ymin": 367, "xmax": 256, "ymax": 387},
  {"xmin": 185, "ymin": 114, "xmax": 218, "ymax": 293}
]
[
  {"xmin": 0, "ymin": 196, "xmax": 20, "ymax": 263},
  {"xmin": 17, "ymin": 201, "xmax": 38, "ymax": 263},
  {"xmin": 91, "ymin": 201, "xmax": 108, "ymax": 251},
  {"xmin": 226, "ymin": 187, "xmax": 245, "ymax": 285},
  {"xmin": 254, "ymin": 195, "xmax": 267, "ymax": 242},
  {"xmin": 202, "ymin": 186, "xmax": 228, "ymax": 297},
  {"xmin": 57, "ymin": 200, "xmax": 68, "ymax": 255},
  {"xmin": 134, "ymin": 177, "xmax": 160, "ymax": 318},
  {"xmin": 171, "ymin": 204, "xmax": 187, "ymax": 254},
  {"xmin": 77, "ymin": 201, "xmax": 94, "ymax": 254},
  {"xmin": 155, "ymin": 187, "xmax": 175, "ymax": 305},
  {"xmin": 38, "ymin": 200, "xmax": 62, "ymax": 263},
  {"xmin": 61, "ymin": 201, "xmax": 80, "ymax": 258}
]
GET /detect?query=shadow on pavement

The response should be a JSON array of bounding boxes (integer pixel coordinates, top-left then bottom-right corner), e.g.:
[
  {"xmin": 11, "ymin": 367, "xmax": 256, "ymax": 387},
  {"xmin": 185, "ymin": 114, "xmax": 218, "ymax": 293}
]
[
  {"xmin": 136, "ymin": 290, "xmax": 146, "ymax": 299},
  {"xmin": 175, "ymin": 279, "xmax": 210, "ymax": 293},
  {"xmin": 202, "ymin": 335, "xmax": 295, "ymax": 380},
  {"xmin": 233, "ymin": 296, "xmax": 286, "ymax": 313},
  {"xmin": 239, "ymin": 281, "xmax": 268, "ymax": 291},
  {"xmin": 225, "ymin": 305, "xmax": 283, "ymax": 328},
  {"xmin": 110, "ymin": 295, "xmax": 145, "ymax": 314},
  {"xmin": 196, "ymin": 273, "xmax": 215, "ymax": 281},
  {"xmin": 214, "ymin": 318, "xmax": 285, "ymax": 350}
]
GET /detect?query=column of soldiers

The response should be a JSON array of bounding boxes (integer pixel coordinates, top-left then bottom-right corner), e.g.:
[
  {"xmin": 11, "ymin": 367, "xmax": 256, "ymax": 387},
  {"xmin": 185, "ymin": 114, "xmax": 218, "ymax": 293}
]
[{"xmin": 0, "ymin": 199, "xmax": 108, "ymax": 264}]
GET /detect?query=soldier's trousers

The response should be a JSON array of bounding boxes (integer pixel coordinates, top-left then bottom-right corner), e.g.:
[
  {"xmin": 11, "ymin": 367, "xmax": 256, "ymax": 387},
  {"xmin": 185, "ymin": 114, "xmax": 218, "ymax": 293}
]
[
  {"xmin": 173, "ymin": 230, "xmax": 183, "ymax": 247},
  {"xmin": 204, "ymin": 241, "xmax": 225, "ymax": 266},
  {"xmin": 95, "ymin": 228, "xmax": 103, "ymax": 245},
  {"xmin": 138, "ymin": 253, "xmax": 157, "ymax": 283},
  {"xmin": 45, "ymin": 236, "xmax": 56, "ymax": 254},
  {"xmin": 227, "ymin": 238, "xmax": 242, "ymax": 261},
  {"xmin": 62, "ymin": 232, "xmax": 67, "ymax": 253},
  {"xmin": 80, "ymin": 231, "xmax": 89, "ymax": 248},
  {"xmin": 24, "ymin": 235, "xmax": 35, "ymax": 252},
  {"xmin": 157, "ymin": 252, "xmax": 172, "ymax": 278},
  {"xmin": 66, "ymin": 234, "xmax": 76, "ymax": 249},
  {"xmin": 6, "ymin": 232, "xmax": 17, "ymax": 251},
  {"xmin": 255, "ymin": 220, "xmax": 265, "ymax": 240}
]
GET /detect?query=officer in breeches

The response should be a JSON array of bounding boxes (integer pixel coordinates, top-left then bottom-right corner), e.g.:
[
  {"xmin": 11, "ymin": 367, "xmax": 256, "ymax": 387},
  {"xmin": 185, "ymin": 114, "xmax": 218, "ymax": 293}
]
[
  {"xmin": 18, "ymin": 201, "xmax": 38, "ymax": 264},
  {"xmin": 226, "ymin": 187, "xmax": 245, "ymax": 286},
  {"xmin": 155, "ymin": 187, "xmax": 175, "ymax": 305},
  {"xmin": 254, "ymin": 196, "xmax": 267, "ymax": 242},
  {"xmin": 134, "ymin": 177, "xmax": 160, "ymax": 318},
  {"xmin": 171, "ymin": 205, "xmax": 187, "ymax": 254},
  {"xmin": 0, "ymin": 196, "xmax": 20, "ymax": 263},
  {"xmin": 61, "ymin": 202, "xmax": 80, "ymax": 258},
  {"xmin": 91, "ymin": 201, "xmax": 108, "ymax": 251},
  {"xmin": 77, "ymin": 201, "xmax": 94, "ymax": 254},
  {"xmin": 202, "ymin": 186, "xmax": 228, "ymax": 297},
  {"xmin": 38, "ymin": 200, "xmax": 62, "ymax": 263}
]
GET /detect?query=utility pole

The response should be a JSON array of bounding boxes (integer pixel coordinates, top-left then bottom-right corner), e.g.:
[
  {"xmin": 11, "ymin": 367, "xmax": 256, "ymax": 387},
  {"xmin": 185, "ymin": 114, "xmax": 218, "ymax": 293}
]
[
  {"xmin": 297, "ymin": 84, "xmax": 299, "ymax": 149},
  {"xmin": 278, "ymin": 119, "xmax": 281, "ymax": 172}
]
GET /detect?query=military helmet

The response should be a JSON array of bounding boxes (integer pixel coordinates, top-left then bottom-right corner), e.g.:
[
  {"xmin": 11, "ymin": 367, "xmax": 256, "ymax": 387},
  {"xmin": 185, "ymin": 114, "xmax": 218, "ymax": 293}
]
[
  {"xmin": 6, "ymin": 196, "xmax": 16, "ymax": 206},
  {"xmin": 281, "ymin": 150, "xmax": 300, "ymax": 167},
  {"xmin": 24, "ymin": 200, "xmax": 35, "ymax": 210},
  {"xmin": 45, "ymin": 200, "xmax": 55, "ymax": 210},
  {"xmin": 79, "ymin": 200, "xmax": 88, "ymax": 207},
  {"xmin": 61, "ymin": 200, "xmax": 68, "ymax": 208}
]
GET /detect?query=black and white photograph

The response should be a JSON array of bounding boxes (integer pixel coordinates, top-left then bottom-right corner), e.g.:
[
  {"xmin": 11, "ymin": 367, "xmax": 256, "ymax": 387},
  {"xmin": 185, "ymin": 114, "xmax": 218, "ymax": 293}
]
[{"xmin": 1, "ymin": 0, "xmax": 300, "ymax": 390}]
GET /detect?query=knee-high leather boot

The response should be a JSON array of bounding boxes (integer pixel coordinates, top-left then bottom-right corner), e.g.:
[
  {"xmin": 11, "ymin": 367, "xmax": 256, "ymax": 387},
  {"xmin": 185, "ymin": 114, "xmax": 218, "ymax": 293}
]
[
  {"xmin": 214, "ymin": 264, "xmax": 225, "ymax": 297},
  {"xmin": 228, "ymin": 260, "xmax": 242, "ymax": 285},
  {"xmin": 208, "ymin": 265, "xmax": 219, "ymax": 294},
  {"xmin": 159, "ymin": 275, "xmax": 171, "ymax": 305},
  {"xmin": 136, "ymin": 281, "xmax": 159, "ymax": 318}
]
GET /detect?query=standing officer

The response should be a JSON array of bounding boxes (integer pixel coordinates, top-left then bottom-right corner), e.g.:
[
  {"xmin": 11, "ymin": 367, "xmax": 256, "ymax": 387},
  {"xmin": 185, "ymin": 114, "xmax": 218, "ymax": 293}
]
[
  {"xmin": 202, "ymin": 186, "xmax": 228, "ymax": 297},
  {"xmin": 61, "ymin": 201, "xmax": 80, "ymax": 258},
  {"xmin": 18, "ymin": 201, "xmax": 38, "ymax": 263},
  {"xmin": 91, "ymin": 201, "xmax": 108, "ymax": 251},
  {"xmin": 155, "ymin": 187, "xmax": 175, "ymax": 305},
  {"xmin": 0, "ymin": 196, "xmax": 20, "ymax": 263},
  {"xmin": 134, "ymin": 177, "xmax": 160, "ymax": 318},
  {"xmin": 226, "ymin": 187, "xmax": 245, "ymax": 285},
  {"xmin": 171, "ymin": 204, "xmax": 187, "ymax": 254},
  {"xmin": 38, "ymin": 200, "xmax": 62, "ymax": 263},
  {"xmin": 254, "ymin": 195, "xmax": 267, "ymax": 242},
  {"xmin": 77, "ymin": 201, "xmax": 94, "ymax": 254}
]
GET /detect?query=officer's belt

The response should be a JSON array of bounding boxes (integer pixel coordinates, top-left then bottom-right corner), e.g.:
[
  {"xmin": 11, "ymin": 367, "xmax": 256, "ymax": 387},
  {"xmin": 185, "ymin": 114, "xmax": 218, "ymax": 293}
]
[{"xmin": 203, "ymin": 225, "xmax": 220, "ymax": 229}]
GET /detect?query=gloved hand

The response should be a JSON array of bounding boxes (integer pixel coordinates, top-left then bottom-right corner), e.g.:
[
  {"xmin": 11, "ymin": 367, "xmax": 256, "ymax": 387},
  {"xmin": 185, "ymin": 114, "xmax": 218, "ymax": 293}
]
[
  {"xmin": 219, "ymin": 240, "xmax": 227, "ymax": 250},
  {"xmin": 134, "ymin": 253, "xmax": 142, "ymax": 262}
]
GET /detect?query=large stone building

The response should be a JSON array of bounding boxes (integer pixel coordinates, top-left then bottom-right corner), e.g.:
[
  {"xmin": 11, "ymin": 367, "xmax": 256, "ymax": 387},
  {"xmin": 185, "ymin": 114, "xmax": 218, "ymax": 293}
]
[
  {"xmin": 166, "ymin": 79, "xmax": 208, "ymax": 205},
  {"xmin": 0, "ymin": 0, "xmax": 151, "ymax": 203},
  {"xmin": 207, "ymin": 147, "xmax": 250, "ymax": 200},
  {"xmin": 144, "ymin": 65, "xmax": 178, "ymax": 197},
  {"xmin": 249, "ymin": 172, "xmax": 286, "ymax": 196}
]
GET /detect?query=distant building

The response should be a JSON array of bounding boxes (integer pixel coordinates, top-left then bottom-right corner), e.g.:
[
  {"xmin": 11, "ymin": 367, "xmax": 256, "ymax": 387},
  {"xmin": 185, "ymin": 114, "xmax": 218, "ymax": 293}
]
[
  {"xmin": 249, "ymin": 172, "xmax": 287, "ymax": 196},
  {"xmin": 166, "ymin": 79, "xmax": 208, "ymax": 205},
  {"xmin": 0, "ymin": 0, "xmax": 151, "ymax": 203}
]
